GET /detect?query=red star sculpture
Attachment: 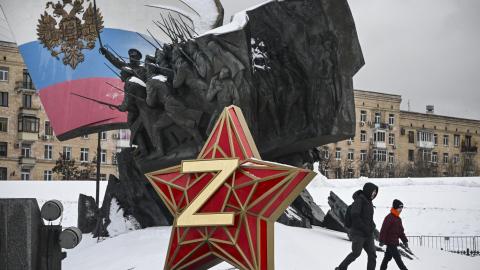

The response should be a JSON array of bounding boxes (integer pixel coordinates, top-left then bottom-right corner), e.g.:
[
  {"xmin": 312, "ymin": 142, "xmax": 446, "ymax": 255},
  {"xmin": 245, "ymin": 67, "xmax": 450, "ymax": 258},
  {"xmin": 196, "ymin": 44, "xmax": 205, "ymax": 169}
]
[{"xmin": 146, "ymin": 106, "xmax": 316, "ymax": 270}]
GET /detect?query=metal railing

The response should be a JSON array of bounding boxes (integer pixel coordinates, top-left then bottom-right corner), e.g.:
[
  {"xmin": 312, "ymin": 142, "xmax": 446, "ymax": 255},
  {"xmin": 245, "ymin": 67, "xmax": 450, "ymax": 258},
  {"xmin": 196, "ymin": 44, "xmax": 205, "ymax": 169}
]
[{"xmin": 407, "ymin": 235, "xmax": 480, "ymax": 257}]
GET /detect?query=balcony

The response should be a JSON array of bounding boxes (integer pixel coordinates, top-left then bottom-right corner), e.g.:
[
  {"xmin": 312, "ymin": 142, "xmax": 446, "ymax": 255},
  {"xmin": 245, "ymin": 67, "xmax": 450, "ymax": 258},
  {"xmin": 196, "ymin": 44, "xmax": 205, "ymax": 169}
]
[
  {"xmin": 15, "ymin": 81, "xmax": 36, "ymax": 93},
  {"xmin": 417, "ymin": 141, "xmax": 435, "ymax": 149},
  {"xmin": 373, "ymin": 141, "xmax": 387, "ymax": 149},
  {"xmin": 461, "ymin": 143, "xmax": 478, "ymax": 153},
  {"xmin": 18, "ymin": 132, "xmax": 38, "ymax": 141},
  {"xmin": 19, "ymin": 106, "xmax": 40, "ymax": 115},
  {"xmin": 372, "ymin": 122, "xmax": 389, "ymax": 129},
  {"xmin": 113, "ymin": 130, "xmax": 131, "ymax": 148},
  {"xmin": 19, "ymin": 156, "xmax": 36, "ymax": 168}
]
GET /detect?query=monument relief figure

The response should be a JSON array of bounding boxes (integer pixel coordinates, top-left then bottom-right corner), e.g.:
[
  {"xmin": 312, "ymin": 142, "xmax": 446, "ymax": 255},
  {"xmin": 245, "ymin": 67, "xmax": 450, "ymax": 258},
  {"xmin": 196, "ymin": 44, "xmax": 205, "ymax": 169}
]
[
  {"xmin": 206, "ymin": 67, "xmax": 240, "ymax": 132},
  {"xmin": 172, "ymin": 46, "xmax": 208, "ymax": 92},
  {"xmin": 100, "ymin": 47, "xmax": 147, "ymax": 82}
]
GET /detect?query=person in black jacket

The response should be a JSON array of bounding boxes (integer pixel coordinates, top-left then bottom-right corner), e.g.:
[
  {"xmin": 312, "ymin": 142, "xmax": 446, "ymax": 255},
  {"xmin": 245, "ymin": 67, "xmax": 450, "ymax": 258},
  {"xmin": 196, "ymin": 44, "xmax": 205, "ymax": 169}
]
[
  {"xmin": 379, "ymin": 199, "xmax": 409, "ymax": 270},
  {"xmin": 336, "ymin": 182, "xmax": 379, "ymax": 270}
]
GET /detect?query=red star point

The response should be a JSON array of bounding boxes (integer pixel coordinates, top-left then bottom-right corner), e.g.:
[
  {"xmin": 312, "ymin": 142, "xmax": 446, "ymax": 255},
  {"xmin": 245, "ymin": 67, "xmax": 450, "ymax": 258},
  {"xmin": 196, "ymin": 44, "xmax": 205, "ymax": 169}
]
[{"xmin": 146, "ymin": 106, "xmax": 316, "ymax": 270}]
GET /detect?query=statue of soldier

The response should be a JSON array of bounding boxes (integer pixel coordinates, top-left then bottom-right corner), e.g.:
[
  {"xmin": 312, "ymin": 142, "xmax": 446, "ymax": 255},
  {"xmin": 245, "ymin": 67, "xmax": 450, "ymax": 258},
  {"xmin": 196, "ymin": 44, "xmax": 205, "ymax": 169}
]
[
  {"xmin": 118, "ymin": 67, "xmax": 151, "ymax": 158},
  {"xmin": 186, "ymin": 41, "xmax": 211, "ymax": 79},
  {"xmin": 206, "ymin": 67, "xmax": 240, "ymax": 133},
  {"xmin": 100, "ymin": 47, "xmax": 147, "ymax": 82},
  {"xmin": 145, "ymin": 49, "xmax": 174, "ymax": 83},
  {"xmin": 172, "ymin": 46, "xmax": 208, "ymax": 92},
  {"xmin": 146, "ymin": 75, "xmax": 204, "ymax": 152}
]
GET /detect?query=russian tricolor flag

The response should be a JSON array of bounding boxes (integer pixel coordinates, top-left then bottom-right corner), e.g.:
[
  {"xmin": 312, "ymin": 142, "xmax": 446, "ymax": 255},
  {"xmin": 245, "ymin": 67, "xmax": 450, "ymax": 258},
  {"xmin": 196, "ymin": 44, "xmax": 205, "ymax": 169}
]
[{"xmin": 1, "ymin": 0, "xmax": 220, "ymax": 140}]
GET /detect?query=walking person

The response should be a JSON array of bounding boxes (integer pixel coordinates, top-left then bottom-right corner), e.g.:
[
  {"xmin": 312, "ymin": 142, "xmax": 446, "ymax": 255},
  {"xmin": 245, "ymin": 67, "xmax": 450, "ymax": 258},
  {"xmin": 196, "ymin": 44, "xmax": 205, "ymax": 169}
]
[
  {"xmin": 336, "ymin": 182, "xmax": 379, "ymax": 270},
  {"xmin": 379, "ymin": 199, "xmax": 409, "ymax": 270}
]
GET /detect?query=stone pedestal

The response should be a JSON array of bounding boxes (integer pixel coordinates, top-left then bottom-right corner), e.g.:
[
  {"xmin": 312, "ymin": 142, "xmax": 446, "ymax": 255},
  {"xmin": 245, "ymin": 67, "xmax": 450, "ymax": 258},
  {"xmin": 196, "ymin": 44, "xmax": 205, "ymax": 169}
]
[{"xmin": 0, "ymin": 199, "xmax": 43, "ymax": 270}]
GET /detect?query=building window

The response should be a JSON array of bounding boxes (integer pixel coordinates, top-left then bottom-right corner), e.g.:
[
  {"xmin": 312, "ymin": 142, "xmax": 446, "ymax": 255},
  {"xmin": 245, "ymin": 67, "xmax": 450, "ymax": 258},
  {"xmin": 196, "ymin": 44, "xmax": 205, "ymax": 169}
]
[
  {"xmin": 0, "ymin": 117, "xmax": 7, "ymax": 132},
  {"xmin": 22, "ymin": 94, "xmax": 32, "ymax": 108},
  {"xmin": 360, "ymin": 110, "xmax": 367, "ymax": 122},
  {"xmin": 0, "ymin": 167, "xmax": 7, "ymax": 180},
  {"xmin": 421, "ymin": 149, "xmax": 430, "ymax": 161},
  {"xmin": 360, "ymin": 130, "xmax": 367, "ymax": 142},
  {"xmin": 0, "ymin": 92, "xmax": 8, "ymax": 107},
  {"xmin": 335, "ymin": 148, "xmax": 341, "ymax": 160},
  {"xmin": 374, "ymin": 131, "xmax": 386, "ymax": 142},
  {"xmin": 374, "ymin": 112, "xmax": 381, "ymax": 124},
  {"xmin": 431, "ymin": 152, "xmax": 438, "ymax": 163},
  {"xmin": 63, "ymin": 146, "xmax": 72, "ymax": 160},
  {"xmin": 434, "ymin": 134, "xmax": 438, "ymax": 145},
  {"xmin": 18, "ymin": 116, "xmax": 39, "ymax": 133},
  {"xmin": 453, "ymin": 154, "xmax": 460, "ymax": 164},
  {"xmin": 388, "ymin": 114, "xmax": 395, "ymax": 125},
  {"xmin": 443, "ymin": 153, "xmax": 449, "ymax": 163},
  {"xmin": 45, "ymin": 121, "xmax": 53, "ymax": 136},
  {"xmin": 360, "ymin": 150, "xmax": 367, "ymax": 161},
  {"xmin": 454, "ymin": 134, "xmax": 460, "ymax": 147},
  {"xmin": 323, "ymin": 149, "xmax": 330, "ymax": 159},
  {"xmin": 373, "ymin": 149, "xmax": 387, "ymax": 162},
  {"xmin": 0, "ymin": 142, "xmax": 7, "ymax": 157},
  {"xmin": 388, "ymin": 152, "xmax": 395, "ymax": 164},
  {"xmin": 417, "ymin": 131, "xmax": 433, "ymax": 142},
  {"xmin": 44, "ymin": 170, "xmax": 52, "ymax": 181},
  {"xmin": 347, "ymin": 149, "xmax": 354, "ymax": 161},
  {"xmin": 443, "ymin": 135, "xmax": 449, "ymax": 146},
  {"xmin": 0, "ymin": 66, "xmax": 9, "ymax": 81},
  {"xmin": 388, "ymin": 133, "xmax": 395, "ymax": 145},
  {"xmin": 408, "ymin": 150, "xmax": 414, "ymax": 161},
  {"xmin": 408, "ymin": 131, "xmax": 415, "ymax": 143},
  {"xmin": 23, "ymin": 69, "xmax": 34, "ymax": 89},
  {"xmin": 101, "ymin": 149, "xmax": 107, "ymax": 164},
  {"xmin": 347, "ymin": 169, "xmax": 354, "ymax": 178},
  {"xmin": 100, "ymin": 174, "xmax": 107, "ymax": 181},
  {"xmin": 21, "ymin": 169, "xmax": 30, "ymax": 181},
  {"xmin": 21, "ymin": 143, "xmax": 32, "ymax": 158},
  {"xmin": 44, "ymin": 145, "xmax": 53, "ymax": 160},
  {"xmin": 100, "ymin": 131, "xmax": 107, "ymax": 140},
  {"xmin": 80, "ymin": 148, "xmax": 89, "ymax": 162},
  {"xmin": 82, "ymin": 134, "xmax": 89, "ymax": 139},
  {"xmin": 112, "ymin": 153, "xmax": 118, "ymax": 165}
]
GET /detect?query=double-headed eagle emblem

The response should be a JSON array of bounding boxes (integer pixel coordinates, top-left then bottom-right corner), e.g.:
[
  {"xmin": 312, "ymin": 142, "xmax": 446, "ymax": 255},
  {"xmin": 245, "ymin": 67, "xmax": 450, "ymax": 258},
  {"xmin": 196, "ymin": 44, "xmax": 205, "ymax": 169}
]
[{"xmin": 37, "ymin": 0, "xmax": 104, "ymax": 69}]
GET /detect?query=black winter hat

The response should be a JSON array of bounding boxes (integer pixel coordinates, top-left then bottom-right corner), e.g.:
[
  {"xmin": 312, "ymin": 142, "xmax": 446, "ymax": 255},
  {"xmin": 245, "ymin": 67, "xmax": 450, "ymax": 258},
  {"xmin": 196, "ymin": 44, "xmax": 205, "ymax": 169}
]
[{"xmin": 392, "ymin": 199, "xmax": 404, "ymax": 209}]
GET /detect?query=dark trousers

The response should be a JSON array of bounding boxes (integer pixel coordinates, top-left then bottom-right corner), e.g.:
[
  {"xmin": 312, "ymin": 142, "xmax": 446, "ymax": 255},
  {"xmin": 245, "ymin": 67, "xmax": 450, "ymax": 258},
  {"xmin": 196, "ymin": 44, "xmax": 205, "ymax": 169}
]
[
  {"xmin": 338, "ymin": 235, "xmax": 376, "ymax": 270},
  {"xmin": 380, "ymin": 245, "xmax": 408, "ymax": 270}
]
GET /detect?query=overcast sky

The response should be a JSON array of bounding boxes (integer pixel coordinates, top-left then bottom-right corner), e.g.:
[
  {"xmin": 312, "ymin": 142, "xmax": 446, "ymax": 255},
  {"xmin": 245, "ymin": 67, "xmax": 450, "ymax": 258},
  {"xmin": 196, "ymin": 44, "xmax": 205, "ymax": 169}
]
[
  {"xmin": 1, "ymin": 0, "xmax": 479, "ymax": 120},
  {"xmin": 222, "ymin": 0, "xmax": 480, "ymax": 120}
]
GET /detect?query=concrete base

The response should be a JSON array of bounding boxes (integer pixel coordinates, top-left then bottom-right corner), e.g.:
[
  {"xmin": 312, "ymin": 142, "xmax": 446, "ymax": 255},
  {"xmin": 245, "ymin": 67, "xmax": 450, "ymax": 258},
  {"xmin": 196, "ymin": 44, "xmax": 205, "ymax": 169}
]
[{"xmin": 0, "ymin": 198, "xmax": 43, "ymax": 270}]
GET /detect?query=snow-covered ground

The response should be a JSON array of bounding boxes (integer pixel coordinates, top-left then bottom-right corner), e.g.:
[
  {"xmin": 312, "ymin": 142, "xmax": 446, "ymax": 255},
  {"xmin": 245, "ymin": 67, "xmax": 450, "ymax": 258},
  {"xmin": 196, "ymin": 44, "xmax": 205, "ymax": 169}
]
[
  {"xmin": 62, "ymin": 224, "xmax": 480, "ymax": 270},
  {"xmin": 307, "ymin": 173, "xmax": 480, "ymax": 236},
  {"xmin": 2, "ymin": 175, "xmax": 480, "ymax": 269}
]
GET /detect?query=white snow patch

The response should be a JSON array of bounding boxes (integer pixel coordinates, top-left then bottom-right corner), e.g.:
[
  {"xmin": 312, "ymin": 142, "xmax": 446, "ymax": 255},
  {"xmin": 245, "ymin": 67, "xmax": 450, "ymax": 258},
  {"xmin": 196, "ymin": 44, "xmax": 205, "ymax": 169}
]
[
  {"xmin": 106, "ymin": 198, "xmax": 141, "ymax": 238},
  {"xmin": 129, "ymin": 76, "xmax": 146, "ymax": 87},
  {"xmin": 204, "ymin": 0, "xmax": 275, "ymax": 36},
  {"xmin": 152, "ymin": 74, "xmax": 168, "ymax": 82},
  {"xmin": 285, "ymin": 206, "xmax": 302, "ymax": 221}
]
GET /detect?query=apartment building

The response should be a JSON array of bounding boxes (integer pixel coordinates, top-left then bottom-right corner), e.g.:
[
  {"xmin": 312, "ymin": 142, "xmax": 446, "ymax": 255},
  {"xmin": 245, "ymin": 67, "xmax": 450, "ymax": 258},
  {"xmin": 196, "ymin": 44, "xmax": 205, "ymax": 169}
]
[
  {"xmin": 321, "ymin": 90, "xmax": 479, "ymax": 178},
  {"xmin": 0, "ymin": 41, "xmax": 129, "ymax": 180}
]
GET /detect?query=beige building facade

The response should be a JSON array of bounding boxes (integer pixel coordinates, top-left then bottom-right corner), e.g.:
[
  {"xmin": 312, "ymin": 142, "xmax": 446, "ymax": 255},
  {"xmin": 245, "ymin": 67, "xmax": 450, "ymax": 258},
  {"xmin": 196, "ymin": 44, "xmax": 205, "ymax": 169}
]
[
  {"xmin": 0, "ymin": 41, "xmax": 129, "ymax": 180},
  {"xmin": 321, "ymin": 90, "xmax": 479, "ymax": 178}
]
